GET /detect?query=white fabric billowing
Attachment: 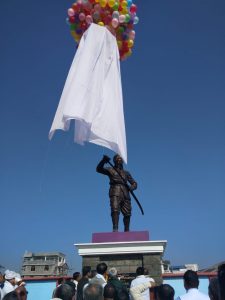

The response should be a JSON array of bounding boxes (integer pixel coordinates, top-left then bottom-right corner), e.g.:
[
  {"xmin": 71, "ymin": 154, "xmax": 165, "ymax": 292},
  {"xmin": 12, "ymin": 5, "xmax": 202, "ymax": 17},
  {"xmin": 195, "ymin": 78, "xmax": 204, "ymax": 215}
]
[{"xmin": 49, "ymin": 23, "xmax": 127, "ymax": 163}]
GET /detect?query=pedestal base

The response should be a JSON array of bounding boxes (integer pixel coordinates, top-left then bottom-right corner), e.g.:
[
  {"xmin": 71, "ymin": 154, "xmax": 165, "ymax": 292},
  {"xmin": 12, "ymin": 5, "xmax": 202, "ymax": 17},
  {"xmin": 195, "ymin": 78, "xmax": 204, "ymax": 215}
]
[{"xmin": 75, "ymin": 231, "xmax": 167, "ymax": 284}]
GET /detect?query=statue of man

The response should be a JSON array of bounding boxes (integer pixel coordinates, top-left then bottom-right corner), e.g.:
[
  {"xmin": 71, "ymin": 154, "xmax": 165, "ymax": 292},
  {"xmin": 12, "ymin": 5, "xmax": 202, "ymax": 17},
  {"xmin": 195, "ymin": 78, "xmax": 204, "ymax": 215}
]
[{"xmin": 96, "ymin": 154, "xmax": 137, "ymax": 232}]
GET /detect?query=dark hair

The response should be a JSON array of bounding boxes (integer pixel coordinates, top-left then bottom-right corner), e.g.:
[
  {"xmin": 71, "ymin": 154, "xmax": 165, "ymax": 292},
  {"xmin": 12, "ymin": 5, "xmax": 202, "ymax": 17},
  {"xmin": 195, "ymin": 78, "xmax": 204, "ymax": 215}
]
[
  {"xmin": 183, "ymin": 270, "xmax": 199, "ymax": 289},
  {"xmin": 104, "ymin": 284, "xmax": 116, "ymax": 299},
  {"xmin": 3, "ymin": 292, "xmax": 19, "ymax": 300},
  {"xmin": 58, "ymin": 277, "xmax": 65, "ymax": 285},
  {"xmin": 83, "ymin": 283, "xmax": 103, "ymax": 300},
  {"xmin": 156, "ymin": 284, "xmax": 175, "ymax": 300},
  {"xmin": 117, "ymin": 290, "xmax": 129, "ymax": 300},
  {"xmin": 96, "ymin": 263, "xmax": 107, "ymax": 275},
  {"xmin": 218, "ymin": 263, "xmax": 225, "ymax": 300},
  {"xmin": 55, "ymin": 283, "xmax": 75, "ymax": 300},
  {"xmin": 209, "ymin": 277, "xmax": 219, "ymax": 300},
  {"xmin": 83, "ymin": 266, "xmax": 92, "ymax": 276},
  {"xmin": 73, "ymin": 272, "xmax": 81, "ymax": 280},
  {"xmin": 136, "ymin": 267, "xmax": 145, "ymax": 276}
]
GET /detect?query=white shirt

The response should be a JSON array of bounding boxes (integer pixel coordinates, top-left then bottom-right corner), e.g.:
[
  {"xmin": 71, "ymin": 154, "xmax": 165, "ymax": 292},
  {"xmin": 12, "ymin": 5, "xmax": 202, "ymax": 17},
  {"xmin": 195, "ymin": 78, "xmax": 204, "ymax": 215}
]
[
  {"xmin": 177, "ymin": 288, "xmax": 210, "ymax": 300},
  {"xmin": 130, "ymin": 275, "xmax": 155, "ymax": 300},
  {"xmin": 0, "ymin": 281, "xmax": 15, "ymax": 299}
]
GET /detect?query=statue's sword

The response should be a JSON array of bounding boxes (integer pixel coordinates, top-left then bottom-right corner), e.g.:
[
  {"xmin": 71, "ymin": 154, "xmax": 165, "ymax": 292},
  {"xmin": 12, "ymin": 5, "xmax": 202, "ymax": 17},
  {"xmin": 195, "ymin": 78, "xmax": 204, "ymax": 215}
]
[{"xmin": 106, "ymin": 161, "xmax": 144, "ymax": 215}]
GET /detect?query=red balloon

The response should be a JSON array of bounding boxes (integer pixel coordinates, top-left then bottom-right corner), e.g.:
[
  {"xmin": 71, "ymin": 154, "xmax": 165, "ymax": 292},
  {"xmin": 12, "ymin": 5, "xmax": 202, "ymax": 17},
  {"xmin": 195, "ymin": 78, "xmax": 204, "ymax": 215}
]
[
  {"xmin": 130, "ymin": 4, "xmax": 137, "ymax": 14},
  {"xmin": 69, "ymin": 16, "xmax": 76, "ymax": 23}
]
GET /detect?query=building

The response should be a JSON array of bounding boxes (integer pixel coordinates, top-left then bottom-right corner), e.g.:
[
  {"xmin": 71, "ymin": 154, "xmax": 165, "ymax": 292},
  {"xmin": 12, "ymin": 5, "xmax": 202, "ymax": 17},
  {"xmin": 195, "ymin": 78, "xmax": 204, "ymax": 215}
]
[{"xmin": 21, "ymin": 251, "xmax": 68, "ymax": 277}]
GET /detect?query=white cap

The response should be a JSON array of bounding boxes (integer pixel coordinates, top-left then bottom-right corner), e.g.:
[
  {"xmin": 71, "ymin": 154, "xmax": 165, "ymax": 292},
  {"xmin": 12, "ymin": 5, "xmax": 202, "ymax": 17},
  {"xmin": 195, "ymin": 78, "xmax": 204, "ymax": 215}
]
[{"xmin": 5, "ymin": 270, "xmax": 16, "ymax": 280}]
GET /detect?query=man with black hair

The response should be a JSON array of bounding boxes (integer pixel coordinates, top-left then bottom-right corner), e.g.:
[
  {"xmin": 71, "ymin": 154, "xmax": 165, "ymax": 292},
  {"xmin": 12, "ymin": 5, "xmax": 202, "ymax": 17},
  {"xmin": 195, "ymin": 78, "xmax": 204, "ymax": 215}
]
[
  {"xmin": 130, "ymin": 267, "xmax": 155, "ymax": 300},
  {"xmin": 77, "ymin": 266, "xmax": 92, "ymax": 300},
  {"xmin": 177, "ymin": 270, "xmax": 209, "ymax": 300},
  {"xmin": 96, "ymin": 154, "xmax": 137, "ymax": 232},
  {"xmin": 103, "ymin": 284, "xmax": 116, "ymax": 300},
  {"xmin": 83, "ymin": 283, "xmax": 103, "ymax": 300},
  {"xmin": 72, "ymin": 272, "xmax": 81, "ymax": 291},
  {"xmin": 54, "ymin": 283, "xmax": 75, "ymax": 300},
  {"xmin": 156, "ymin": 284, "xmax": 174, "ymax": 300},
  {"xmin": 89, "ymin": 263, "xmax": 107, "ymax": 288}
]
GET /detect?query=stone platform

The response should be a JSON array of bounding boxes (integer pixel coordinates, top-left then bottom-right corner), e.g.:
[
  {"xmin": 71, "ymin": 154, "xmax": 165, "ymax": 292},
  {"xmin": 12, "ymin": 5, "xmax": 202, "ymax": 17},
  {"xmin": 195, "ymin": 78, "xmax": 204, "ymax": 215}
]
[{"xmin": 75, "ymin": 231, "xmax": 167, "ymax": 284}]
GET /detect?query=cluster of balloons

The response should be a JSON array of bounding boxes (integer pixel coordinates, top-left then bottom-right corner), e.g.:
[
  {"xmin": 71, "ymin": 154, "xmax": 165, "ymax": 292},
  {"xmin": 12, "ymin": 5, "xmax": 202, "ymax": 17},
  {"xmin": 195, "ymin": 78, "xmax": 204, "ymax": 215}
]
[{"xmin": 67, "ymin": 0, "xmax": 139, "ymax": 60}]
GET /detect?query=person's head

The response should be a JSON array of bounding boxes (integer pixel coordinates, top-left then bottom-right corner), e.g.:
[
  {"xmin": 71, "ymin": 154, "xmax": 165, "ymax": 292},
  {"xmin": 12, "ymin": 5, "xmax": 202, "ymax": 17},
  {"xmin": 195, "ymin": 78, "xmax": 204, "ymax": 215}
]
[
  {"xmin": 90, "ymin": 270, "xmax": 97, "ymax": 279},
  {"xmin": 54, "ymin": 283, "xmax": 75, "ymax": 300},
  {"xmin": 117, "ymin": 291, "xmax": 129, "ymax": 300},
  {"xmin": 113, "ymin": 155, "xmax": 123, "ymax": 168},
  {"xmin": 183, "ymin": 270, "xmax": 199, "ymax": 290},
  {"xmin": 96, "ymin": 263, "xmax": 108, "ymax": 276},
  {"xmin": 144, "ymin": 268, "xmax": 149, "ymax": 276},
  {"xmin": 83, "ymin": 283, "xmax": 103, "ymax": 300},
  {"xmin": 208, "ymin": 277, "xmax": 219, "ymax": 300},
  {"xmin": 73, "ymin": 272, "xmax": 81, "ymax": 281},
  {"xmin": 218, "ymin": 263, "xmax": 225, "ymax": 300},
  {"xmin": 14, "ymin": 286, "xmax": 28, "ymax": 300},
  {"xmin": 4, "ymin": 270, "xmax": 16, "ymax": 286},
  {"xmin": 104, "ymin": 284, "xmax": 116, "ymax": 300},
  {"xmin": 57, "ymin": 277, "xmax": 65, "ymax": 285},
  {"xmin": 2, "ymin": 291, "xmax": 19, "ymax": 300},
  {"xmin": 156, "ymin": 284, "xmax": 175, "ymax": 300},
  {"xmin": 108, "ymin": 267, "xmax": 117, "ymax": 279},
  {"xmin": 82, "ymin": 266, "xmax": 92, "ymax": 277},
  {"xmin": 136, "ymin": 267, "xmax": 145, "ymax": 276}
]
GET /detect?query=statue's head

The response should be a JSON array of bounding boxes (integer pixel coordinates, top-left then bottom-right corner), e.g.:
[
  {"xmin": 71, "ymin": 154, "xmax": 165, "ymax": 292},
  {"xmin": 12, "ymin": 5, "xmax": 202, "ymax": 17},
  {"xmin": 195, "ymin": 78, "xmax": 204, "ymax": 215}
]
[{"xmin": 113, "ymin": 154, "xmax": 123, "ymax": 168}]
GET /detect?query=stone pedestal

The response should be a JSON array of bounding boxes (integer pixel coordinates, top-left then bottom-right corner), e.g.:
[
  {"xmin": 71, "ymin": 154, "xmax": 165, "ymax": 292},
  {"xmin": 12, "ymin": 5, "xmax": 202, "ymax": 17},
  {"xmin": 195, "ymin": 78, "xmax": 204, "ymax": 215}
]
[{"xmin": 75, "ymin": 231, "xmax": 167, "ymax": 285}]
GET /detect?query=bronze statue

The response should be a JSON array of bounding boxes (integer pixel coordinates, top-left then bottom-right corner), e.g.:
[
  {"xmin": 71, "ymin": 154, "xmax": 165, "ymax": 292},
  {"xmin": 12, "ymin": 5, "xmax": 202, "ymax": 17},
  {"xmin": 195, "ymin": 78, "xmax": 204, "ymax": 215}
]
[{"xmin": 96, "ymin": 154, "xmax": 137, "ymax": 232}]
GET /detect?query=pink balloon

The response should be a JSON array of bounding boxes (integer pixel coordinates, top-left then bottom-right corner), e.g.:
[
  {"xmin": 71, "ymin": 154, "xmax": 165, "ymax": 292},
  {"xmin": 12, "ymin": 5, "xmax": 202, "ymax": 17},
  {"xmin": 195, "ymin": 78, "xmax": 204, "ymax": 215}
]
[
  {"xmin": 111, "ymin": 18, "xmax": 119, "ymax": 28},
  {"xmin": 119, "ymin": 15, "xmax": 125, "ymax": 23},
  {"xmin": 129, "ymin": 30, "xmax": 135, "ymax": 40},
  {"xmin": 86, "ymin": 15, "xmax": 93, "ymax": 24},
  {"xmin": 68, "ymin": 8, "xmax": 75, "ymax": 17},
  {"xmin": 79, "ymin": 13, "xmax": 86, "ymax": 21}
]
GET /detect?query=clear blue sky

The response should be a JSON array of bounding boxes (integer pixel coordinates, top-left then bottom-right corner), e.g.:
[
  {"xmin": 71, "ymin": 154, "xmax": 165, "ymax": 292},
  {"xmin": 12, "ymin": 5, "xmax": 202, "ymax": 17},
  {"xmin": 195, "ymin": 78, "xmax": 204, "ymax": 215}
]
[{"xmin": 1, "ymin": 0, "xmax": 225, "ymax": 274}]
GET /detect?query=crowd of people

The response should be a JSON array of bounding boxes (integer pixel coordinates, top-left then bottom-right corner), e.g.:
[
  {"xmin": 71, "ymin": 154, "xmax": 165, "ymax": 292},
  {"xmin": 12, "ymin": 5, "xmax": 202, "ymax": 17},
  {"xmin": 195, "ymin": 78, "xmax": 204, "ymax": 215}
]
[
  {"xmin": 51, "ymin": 262, "xmax": 225, "ymax": 300},
  {"xmin": 0, "ymin": 262, "xmax": 224, "ymax": 300}
]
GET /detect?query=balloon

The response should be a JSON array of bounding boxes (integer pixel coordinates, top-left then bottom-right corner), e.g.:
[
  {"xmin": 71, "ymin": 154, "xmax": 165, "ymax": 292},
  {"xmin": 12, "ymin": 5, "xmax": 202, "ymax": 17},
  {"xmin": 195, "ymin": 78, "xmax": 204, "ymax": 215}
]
[
  {"xmin": 127, "ymin": 39, "xmax": 134, "ymax": 48},
  {"xmin": 112, "ymin": 11, "xmax": 120, "ymax": 19},
  {"xmin": 130, "ymin": 4, "xmax": 137, "ymax": 14},
  {"xmin": 108, "ymin": 0, "xmax": 115, "ymax": 8},
  {"xmin": 112, "ymin": 18, "xmax": 119, "ymax": 28},
  {"xmin": 129, "ymin": 30, "xmax": 135, "ymax": 40},
  {"xmin": 79, "ymin": 12, "xmax": 86, "ymax": 21},
  {"xmin": 86, "ymin": 15, "xmax": 93, "ymax": 24},
  {"xmin": 99, "ymin": 0, "xmax": 107, "ymax": 7},
  {"xmin": 67, "ymin": 0, "xmax": 139, "ymax": 60},
  {"xmin": 119, "ymin": 15, "xmax": 125, "ymax": 23},
  {"xmin": 121, "ymin": 1, "xmax": 127, "ymax": 8},
  {"xmin": 68, "ymin": 8, "xmax": 75, "ymax": 17},
  {"xmin": 133, "ymin": 16, "xmax": 139, "ymax": 24}
]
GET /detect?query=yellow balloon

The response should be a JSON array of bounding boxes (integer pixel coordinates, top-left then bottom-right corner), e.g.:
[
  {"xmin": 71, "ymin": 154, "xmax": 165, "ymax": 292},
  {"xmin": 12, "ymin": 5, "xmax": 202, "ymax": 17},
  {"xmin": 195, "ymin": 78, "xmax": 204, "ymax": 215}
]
[
  {"xmin": 121, "ymin": 7, "xmax": 128, "ymax": 14},
  {"xmin": 100, "ymin": 0, "xmax": 107, "ymax": 7},
  {"xmin": 98, "ymin": 21, "xmax": 105, "ymax": 26},
  {"xmin": 121, "ymin": 0, "xmax": 127, "ymax": 8},
  {"xmin": 108, "ymin": 0, "xmax": 115, "ymax": 7},
  {"xmin": 128, "ymin": 39, "xmax": 134, "ymax": 48},
  {"xmin": 117, "ymin": 40, "xmax": 122, "ymax": 49}
]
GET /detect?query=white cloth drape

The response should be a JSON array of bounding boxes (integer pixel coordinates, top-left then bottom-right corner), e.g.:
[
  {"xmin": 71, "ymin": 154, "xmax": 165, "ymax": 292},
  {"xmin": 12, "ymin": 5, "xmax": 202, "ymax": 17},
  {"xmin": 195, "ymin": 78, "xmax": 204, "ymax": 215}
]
[{"xmin": 49, "ymin": 23, "xmax": 127, "ymax": 163}]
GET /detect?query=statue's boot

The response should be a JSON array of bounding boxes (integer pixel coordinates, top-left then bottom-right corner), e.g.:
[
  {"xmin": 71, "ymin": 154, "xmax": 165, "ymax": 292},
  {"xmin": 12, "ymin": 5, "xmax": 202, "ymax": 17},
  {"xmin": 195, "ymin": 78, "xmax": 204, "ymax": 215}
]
[
  {"xmin": 124, "ymin": 216, "xmax": 130, "ymax": 232},
  {"xmin": 112, "ymin": 212, "xmax": 119, "ymax": 232}
]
